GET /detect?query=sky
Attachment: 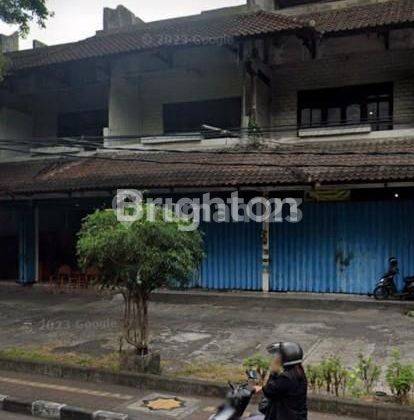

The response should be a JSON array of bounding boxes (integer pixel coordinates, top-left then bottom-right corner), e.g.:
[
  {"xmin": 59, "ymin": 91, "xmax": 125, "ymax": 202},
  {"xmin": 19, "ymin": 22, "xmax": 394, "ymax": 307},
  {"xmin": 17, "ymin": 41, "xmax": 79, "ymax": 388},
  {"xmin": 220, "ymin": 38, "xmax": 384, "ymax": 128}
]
[{"xmin": 0, "ymin": 0, "xmax": 245, "ymax": 51}]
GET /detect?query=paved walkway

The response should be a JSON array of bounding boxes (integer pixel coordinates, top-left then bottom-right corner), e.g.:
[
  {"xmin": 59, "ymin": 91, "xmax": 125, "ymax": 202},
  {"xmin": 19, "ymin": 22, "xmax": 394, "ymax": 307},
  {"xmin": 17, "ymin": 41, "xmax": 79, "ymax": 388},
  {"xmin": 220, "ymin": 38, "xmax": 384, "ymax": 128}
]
[
  {"xmin": 0, "ymin": 286, "xmax": 413, "ymax": 380},
  {"xmin": 0, "ymin": 370, "xmax": 363, "ymax": 419}
]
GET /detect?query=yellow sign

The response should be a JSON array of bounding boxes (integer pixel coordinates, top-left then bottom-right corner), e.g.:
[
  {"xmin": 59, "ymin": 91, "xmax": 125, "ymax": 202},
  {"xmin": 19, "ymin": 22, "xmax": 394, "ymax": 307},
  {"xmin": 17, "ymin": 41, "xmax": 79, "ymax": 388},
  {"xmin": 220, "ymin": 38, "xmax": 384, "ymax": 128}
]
[{"xmin": 306, "ymin": 189, "xmax": 351, "ymax": 202}]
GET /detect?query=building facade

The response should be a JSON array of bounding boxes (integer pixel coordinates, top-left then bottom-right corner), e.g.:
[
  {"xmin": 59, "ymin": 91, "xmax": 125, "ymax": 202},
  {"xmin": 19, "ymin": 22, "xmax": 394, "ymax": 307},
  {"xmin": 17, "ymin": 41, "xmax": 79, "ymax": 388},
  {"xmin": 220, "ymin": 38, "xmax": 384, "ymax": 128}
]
[{"xmin": 0, "ymin": 0, "xmax": 413, "ymax": 294}]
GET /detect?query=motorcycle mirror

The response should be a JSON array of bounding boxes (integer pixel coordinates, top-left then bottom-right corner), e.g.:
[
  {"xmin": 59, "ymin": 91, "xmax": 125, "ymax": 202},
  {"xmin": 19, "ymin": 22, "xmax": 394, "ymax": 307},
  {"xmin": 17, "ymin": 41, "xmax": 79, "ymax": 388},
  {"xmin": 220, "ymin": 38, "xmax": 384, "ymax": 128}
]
[
  {"xmin": 246, "ymin": 370, "xmax": 259, "ymax": 380},
  {"xmin": 228, "ymin": 381, "xmax": 235, "ymax": 391}
]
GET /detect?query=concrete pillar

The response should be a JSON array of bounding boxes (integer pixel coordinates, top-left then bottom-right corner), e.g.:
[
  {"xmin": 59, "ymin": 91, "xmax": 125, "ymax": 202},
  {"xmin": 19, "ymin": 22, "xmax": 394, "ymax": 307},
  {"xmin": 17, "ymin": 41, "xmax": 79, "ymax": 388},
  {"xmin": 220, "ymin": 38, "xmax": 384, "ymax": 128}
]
[
  {"xmin": 0, "ymin": 32, "xmax": 19, "ymax": 53},
  {"xmin": 18, "ymin": 206, "xmax": 37, "ymax": 284},
  {"xmin": 107, "ymin": 72, "xmax": 142, "ymax": 141}
]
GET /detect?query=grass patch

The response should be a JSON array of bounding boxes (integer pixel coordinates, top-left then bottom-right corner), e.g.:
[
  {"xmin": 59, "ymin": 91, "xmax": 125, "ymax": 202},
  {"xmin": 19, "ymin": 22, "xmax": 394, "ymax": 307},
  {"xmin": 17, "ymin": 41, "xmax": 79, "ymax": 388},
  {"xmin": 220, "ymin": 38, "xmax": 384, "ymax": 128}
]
[
  {"xmin": 170, "ymin": 361, "xmax": 245, "ymax": 383},
  {"xmin": 0, "ymin": 347, "xmax": 121, "ymax": 372}
]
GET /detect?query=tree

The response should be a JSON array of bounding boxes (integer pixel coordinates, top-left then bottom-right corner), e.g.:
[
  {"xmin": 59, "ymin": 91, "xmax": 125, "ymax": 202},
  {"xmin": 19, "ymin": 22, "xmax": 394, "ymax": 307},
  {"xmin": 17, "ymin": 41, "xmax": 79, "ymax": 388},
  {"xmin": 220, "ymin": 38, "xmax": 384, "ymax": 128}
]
[
  {"xmin": 0, "ymin": 0, "xmax": 53, "ymax": 79},
  {"xmin": 77, "ymin": 206, "xmax": 204, "ymax": 357},
  {"xmin": 0, "ymin": 0, "xmax": 52, "ymax": 35}
]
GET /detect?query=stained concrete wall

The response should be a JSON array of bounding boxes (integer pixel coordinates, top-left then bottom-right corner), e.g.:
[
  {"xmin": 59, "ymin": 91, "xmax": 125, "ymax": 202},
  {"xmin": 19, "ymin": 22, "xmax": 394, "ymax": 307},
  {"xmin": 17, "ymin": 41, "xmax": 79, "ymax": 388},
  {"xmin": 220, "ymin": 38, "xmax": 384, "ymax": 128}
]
[
  {"xmin": 0, "ymin": 108, "xmax": 33, "ymax": 160},
  {"xmin": 32, "ymin": 84, "xmax": 109, "ymax": 138},
  {"xmin": 108, "ymin": 46, "xmax": 243, "ymax": 137}
]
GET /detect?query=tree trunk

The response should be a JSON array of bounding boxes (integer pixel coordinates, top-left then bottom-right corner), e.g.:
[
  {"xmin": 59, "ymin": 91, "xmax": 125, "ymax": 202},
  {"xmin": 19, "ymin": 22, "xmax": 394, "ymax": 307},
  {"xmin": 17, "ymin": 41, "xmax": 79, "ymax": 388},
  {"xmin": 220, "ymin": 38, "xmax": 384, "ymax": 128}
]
[
  {"xmin": 121, "ymin": 288, "xmax": 149, "ymax": 356},
  {"xmin": 136, "ymin": 289, "xmax": 149, "ymax": 356}
]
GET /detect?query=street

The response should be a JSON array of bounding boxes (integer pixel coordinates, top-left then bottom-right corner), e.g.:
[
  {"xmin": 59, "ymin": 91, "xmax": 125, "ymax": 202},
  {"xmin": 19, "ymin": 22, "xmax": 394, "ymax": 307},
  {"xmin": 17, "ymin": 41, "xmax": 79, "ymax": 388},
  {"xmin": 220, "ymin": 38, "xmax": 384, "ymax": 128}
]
[
  {"xmin": 0, "ymin": 414, "xmax": 33, "ymax": 420},
  {"xmin": 0, "ymin": 369, "xmax": 363, "ymax": 419}
]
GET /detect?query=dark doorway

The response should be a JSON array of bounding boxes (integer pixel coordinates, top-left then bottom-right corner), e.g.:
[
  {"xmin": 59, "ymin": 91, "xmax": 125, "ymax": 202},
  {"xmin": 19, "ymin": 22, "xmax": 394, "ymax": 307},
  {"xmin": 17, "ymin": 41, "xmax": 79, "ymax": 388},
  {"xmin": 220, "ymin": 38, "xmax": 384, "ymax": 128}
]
[{"xmin": 0, "ymin": 210, "xmax": 19, "ymax": 280}]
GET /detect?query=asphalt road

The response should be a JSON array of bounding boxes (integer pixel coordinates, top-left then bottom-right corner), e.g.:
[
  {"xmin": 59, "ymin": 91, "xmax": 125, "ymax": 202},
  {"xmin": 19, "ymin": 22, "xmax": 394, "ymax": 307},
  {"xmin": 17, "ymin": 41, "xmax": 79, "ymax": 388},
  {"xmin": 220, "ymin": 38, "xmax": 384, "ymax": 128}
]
[
  {"xmin": 0, "ymin": 369, "xmax": 364, "ymax": 420},
  {"xmin": 0, "ymin": 413, "xmax": 33, "ymax": 419},
  {"xmin": 0, "ymin": 412, "xmax": 362, "ymax": 420}
]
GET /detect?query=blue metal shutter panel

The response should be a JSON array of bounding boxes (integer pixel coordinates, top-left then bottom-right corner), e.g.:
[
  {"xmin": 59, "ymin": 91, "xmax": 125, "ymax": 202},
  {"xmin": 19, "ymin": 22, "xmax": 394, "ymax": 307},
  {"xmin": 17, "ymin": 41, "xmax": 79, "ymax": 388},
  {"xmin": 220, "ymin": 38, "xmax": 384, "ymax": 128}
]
[
  {"xmin": 199, "ymin": 221, "xmax": 262, "ymax": 290},
  {"xmin": 270, "ymin": 200, "xmax": 414, "ymax": 294},
  {"xmin": 18, "ymin": 207, "xmax": 36, "ymax": 284}
]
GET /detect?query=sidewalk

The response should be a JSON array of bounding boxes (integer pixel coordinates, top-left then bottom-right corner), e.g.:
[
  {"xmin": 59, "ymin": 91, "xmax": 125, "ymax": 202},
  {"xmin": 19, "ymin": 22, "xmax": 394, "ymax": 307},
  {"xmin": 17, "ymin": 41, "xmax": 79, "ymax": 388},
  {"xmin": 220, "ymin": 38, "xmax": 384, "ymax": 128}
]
[
  {"xmin": 0, "ymin": 369, "xmax": 363, "ymax": 419},
  {"xmin": 2, "ymin": 281, "xmax": 413, "ymax": 312},
  {"xmin": 0, "ymin": 285, "xmax": 413, "ymax": 383},
  {"xmin": 152, "ymin": 288, "xmax": 414, "ymax": 312}
]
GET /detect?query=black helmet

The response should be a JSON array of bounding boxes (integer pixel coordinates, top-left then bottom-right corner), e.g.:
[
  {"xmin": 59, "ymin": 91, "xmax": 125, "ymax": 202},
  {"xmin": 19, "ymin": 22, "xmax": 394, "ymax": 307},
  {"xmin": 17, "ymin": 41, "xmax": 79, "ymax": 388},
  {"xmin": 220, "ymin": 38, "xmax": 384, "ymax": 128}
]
[
  {"xmin": 266, "ymin": 342, "xmax": 304, "ymax": 367},
  {"xmin": 389, "ymin": 257, "xmax": 398, "ymax": 266}
]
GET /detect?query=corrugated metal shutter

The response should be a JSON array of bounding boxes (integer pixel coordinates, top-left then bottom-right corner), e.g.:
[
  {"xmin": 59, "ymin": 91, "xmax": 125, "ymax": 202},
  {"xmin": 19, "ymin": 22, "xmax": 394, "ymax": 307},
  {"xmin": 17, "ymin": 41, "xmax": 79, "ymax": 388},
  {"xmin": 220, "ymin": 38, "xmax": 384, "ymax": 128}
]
[
  {"xmin": 18, "ymin": 208, "xmax": 36, "ymax": 284},
  {"xmin": 197, "ymin": 221, "xmax": 262, "ymax": 290},
  {"xmin": 270, "ymin": 200, "xmax": 414, "ymax": 294}
]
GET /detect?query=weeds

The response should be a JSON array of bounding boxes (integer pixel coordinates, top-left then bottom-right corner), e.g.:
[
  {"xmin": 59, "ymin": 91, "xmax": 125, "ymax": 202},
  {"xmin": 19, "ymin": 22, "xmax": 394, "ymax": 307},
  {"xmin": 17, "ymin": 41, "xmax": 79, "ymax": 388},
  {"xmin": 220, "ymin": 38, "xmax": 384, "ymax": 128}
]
[
  {"xmin": 354, "ymin": 353, "xmax": 381, "ymax": 395},
  {"xmin": 386, "ymin": 349, "xmax": 414, "ymax": 404}
]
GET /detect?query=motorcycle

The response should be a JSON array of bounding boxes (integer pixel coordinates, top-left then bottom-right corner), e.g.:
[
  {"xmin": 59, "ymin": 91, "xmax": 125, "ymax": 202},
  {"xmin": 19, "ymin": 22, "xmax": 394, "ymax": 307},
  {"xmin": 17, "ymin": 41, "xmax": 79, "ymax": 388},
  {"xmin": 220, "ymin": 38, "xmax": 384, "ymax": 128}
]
[
  {"xmin": 209, "ymin": 371, "xmax": 264, "ymax": 420},
  {"xmin": 373, "ymin": 257, "xmax": 414, "ymax": 300}
]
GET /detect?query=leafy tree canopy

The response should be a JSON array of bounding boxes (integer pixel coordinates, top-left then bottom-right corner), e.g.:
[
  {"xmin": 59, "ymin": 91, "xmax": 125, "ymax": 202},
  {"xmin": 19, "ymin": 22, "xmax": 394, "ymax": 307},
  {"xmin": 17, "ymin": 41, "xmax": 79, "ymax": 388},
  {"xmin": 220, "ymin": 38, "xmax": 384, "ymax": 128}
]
[
  {"xmin": 0, "ymin": 1, "xmax": 52, "ymax": 80},
  {"xmin": 77, "ymin": 207, "xmax": 204, "ymax": 295},
  {"xmin": 0, "ymin": 0, "xmax": 52, "ymax": 35}
]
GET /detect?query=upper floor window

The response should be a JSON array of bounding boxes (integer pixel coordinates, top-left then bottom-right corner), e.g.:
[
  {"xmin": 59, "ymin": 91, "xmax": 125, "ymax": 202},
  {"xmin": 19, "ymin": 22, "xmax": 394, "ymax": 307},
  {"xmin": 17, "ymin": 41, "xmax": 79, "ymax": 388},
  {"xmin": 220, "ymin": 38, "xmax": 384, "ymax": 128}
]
[
  {"xmin": 58, "ymin": 109, "xmax": 108, "ymax": 138},
  {"xmin": 277, "ymin": 0, "xmax": 330, "ymax": 7},
  {"xmin": 298, "ymin": 83, "xmax": 393, "ymax": 131},
  {"xmin": 163, "ymin": 97, "xmax": 241, "ymax": 134}
]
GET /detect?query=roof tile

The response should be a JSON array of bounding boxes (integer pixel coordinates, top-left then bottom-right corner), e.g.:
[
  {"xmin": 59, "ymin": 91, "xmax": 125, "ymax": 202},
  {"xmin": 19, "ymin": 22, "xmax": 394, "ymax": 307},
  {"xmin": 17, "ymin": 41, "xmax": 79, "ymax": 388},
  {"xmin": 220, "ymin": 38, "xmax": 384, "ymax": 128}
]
[
  {"xmin": 2, "ymin": 139, "xmax": 414, "ymax": 196},
  {"xmin": 7, "ymin": 11, "xmax": 304, "ymax": 70},
  {"xmin": 300, "ymin": 0, "xmax": 414, "ymax": 33}
]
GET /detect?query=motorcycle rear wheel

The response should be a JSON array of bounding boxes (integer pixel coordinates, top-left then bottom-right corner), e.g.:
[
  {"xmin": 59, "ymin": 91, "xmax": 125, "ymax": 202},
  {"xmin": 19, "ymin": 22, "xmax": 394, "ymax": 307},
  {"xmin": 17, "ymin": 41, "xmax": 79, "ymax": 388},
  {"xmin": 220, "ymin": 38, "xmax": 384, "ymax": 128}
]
[{"xmin": 373, "ymin": 286, "xmax": 389, "ymax": 300}]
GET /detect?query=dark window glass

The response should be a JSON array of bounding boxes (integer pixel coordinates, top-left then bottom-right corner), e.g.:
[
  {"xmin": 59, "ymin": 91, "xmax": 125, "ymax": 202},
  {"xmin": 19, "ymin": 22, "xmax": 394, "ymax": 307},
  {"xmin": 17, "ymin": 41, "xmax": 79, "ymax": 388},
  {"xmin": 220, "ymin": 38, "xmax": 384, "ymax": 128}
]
[
  {"xmin": 298, "ymin": 83, "xmax": 393, "ymax": 132},
  {"xmin": 58, "ymin": 109, "xmax": 108, "ymax": 137},
  {"xmin": 311, "ymin": 109, "xmax": 322, "ymax": 127},
  {"xmin": 278, "ymin": 0, "xmax": 324, "ymax": 7},
  {"xmin": 346, "ymin": 104, "xmax": 361, "ymax": 123},
  {"xmin": 327, "ymin": 107, "xmax": 341, "ymax": 126},
  {"xmin": 301, "ymin": 108, "xmax": 311, "ymax": 128},
  {"xmin": 163, "ymin": 97, "xmax": 242, "ymax": 134}
]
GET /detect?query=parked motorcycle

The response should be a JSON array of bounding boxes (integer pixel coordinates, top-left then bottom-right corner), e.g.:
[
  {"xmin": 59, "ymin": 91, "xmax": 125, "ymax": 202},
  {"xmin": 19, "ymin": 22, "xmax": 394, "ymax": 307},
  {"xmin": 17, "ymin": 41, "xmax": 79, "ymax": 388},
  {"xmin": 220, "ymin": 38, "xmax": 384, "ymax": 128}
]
[
  {"xmin": 209, "ymin": 371, "xmax": 264, "ymax": 420},
  {"xmin": 373, "ymin": 257, "xmax": 414, "ymax": 300}
]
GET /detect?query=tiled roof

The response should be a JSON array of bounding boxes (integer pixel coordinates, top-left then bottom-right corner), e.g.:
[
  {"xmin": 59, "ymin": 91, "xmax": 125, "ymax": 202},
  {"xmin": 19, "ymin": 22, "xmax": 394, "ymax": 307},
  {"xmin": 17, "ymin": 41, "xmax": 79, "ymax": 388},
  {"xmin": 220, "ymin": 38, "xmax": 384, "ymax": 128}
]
[
  {"xmin": 300, "ymin": 0, "xmax": 414, "ymax": 34},
  {"xmin": 7, "ymin": 1, "xmax": 413, "ymax": 71},
  {"xmin": 2, "ymin": 139, "xmax": 414, "ymax": 197},
  {"xmin": 7, "ymin": 11, "xmax": 305, "ymax": 70}
]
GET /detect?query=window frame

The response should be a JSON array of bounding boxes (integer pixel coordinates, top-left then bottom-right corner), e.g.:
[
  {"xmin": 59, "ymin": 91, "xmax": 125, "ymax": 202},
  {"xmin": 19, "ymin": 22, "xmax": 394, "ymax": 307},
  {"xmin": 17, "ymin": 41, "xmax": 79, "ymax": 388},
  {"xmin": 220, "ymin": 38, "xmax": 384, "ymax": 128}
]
[{"xmin": 297, "ymin": 83, "xmax": 394, "ymax": 132}]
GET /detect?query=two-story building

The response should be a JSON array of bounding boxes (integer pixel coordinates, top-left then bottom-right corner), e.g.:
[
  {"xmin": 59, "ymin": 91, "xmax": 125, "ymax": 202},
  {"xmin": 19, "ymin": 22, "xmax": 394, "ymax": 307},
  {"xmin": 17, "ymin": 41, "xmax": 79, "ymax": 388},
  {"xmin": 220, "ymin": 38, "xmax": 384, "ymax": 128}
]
[{"xmin": 0, "ymin": 0, "xmax": 413, "ymax": 294}]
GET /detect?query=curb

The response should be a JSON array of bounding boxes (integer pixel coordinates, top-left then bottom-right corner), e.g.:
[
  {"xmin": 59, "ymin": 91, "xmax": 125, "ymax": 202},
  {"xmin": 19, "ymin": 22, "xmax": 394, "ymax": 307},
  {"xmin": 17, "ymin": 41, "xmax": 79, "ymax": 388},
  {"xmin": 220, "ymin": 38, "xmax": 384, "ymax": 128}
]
[
  {"xmin": 151, "ymin": 290, "xmax": 414, "ymax": 312},
  {"xmin": 1, "ymin": 358, "xmax": 414, "ymax": 419},
  {"xmin": 0, "ymin": 394, "xmax": 128, "ymax": 419}
]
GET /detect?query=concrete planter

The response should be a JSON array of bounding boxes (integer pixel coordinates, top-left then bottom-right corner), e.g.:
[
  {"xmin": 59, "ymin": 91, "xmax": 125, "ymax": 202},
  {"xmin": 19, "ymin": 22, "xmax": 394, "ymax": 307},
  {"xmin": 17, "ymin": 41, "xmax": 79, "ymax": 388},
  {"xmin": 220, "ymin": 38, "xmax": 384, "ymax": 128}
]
[{"xmin": 119, "ymin": 351, "xmax": 161, "ymax": 374}]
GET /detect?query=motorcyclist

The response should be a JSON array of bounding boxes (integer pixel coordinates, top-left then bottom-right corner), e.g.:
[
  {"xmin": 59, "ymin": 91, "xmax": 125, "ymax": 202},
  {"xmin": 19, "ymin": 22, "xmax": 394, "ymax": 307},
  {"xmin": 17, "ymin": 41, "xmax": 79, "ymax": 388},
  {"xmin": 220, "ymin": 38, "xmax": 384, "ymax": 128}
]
[{"xmin": 252, "ymin": 342, "xmax": 308, "ymax": 420}]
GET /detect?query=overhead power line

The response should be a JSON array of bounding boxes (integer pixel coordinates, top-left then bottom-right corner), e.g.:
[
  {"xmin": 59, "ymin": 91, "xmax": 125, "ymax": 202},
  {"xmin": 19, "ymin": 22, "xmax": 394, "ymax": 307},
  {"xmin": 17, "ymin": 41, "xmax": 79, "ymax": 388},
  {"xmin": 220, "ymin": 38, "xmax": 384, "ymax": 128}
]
[
  {"xmin": 1, "ymin": 144, "xmax": 414, "ymax": 169},
  {"xmin": 1, "ymin": 134, "xmax": 414, "ymax": 158}
]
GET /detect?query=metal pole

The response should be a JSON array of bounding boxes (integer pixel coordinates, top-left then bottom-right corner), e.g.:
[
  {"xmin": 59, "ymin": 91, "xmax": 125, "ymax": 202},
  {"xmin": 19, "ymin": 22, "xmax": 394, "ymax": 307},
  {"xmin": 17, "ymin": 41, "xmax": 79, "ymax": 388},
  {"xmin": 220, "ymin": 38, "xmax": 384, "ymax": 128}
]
[{"xmin": 34, "ymin": 205, "xmax": 39, "ymax": 282}]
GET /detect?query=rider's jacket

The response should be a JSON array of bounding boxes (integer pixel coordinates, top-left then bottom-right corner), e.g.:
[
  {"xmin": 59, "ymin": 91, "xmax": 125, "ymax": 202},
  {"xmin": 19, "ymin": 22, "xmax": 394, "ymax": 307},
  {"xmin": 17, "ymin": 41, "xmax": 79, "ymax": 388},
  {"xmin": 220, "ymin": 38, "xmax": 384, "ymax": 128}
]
[{"xmin": 261, "ymin": 368, "xmax": 308, "ymax": 420}]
